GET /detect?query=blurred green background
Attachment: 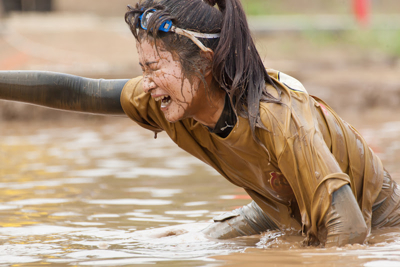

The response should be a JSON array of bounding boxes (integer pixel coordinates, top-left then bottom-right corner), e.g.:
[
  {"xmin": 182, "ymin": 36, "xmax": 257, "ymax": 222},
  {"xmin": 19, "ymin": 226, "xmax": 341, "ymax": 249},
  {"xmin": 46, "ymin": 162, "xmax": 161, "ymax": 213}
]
[{"xmin": 243, "ymin": 0, "xmax": 400, "ymax": 15}]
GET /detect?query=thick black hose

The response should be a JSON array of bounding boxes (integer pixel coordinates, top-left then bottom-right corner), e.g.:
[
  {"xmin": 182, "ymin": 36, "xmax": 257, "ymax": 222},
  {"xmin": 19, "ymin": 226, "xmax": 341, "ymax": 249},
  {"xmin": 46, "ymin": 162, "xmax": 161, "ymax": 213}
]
[{"xmin": 0, "ymin": 71, "xmax": 129, "ymax": 115}]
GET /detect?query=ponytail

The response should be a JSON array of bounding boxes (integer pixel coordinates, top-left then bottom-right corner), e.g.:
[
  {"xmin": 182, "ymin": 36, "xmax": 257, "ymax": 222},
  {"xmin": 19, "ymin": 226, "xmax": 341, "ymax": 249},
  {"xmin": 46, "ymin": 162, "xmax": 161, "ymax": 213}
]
[{"xmin": 206, "ymin": 0, "xmax": 281, "ymax": 144}]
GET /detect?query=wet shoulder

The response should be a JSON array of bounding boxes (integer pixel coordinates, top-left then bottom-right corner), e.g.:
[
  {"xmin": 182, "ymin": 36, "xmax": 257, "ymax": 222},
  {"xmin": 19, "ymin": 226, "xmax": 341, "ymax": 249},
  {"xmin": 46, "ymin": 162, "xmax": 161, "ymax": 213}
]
[
  {"xmin": 120, "ymin": 76, "xmax": 168, "ymax": 133},
  {"xmin": 120, "ymin": 76, "xmax": 144, "ymax": 111},
  {"xmin": 268, "ymin": 69, "xmax": 308, "ymax": 94},
  {"xmin": 266, "ymin": 69, "xmax": 309, "ymax": 103},
  {"xmin": 259, "ymin": 69, "xmax": 315, "ymax": 137}
]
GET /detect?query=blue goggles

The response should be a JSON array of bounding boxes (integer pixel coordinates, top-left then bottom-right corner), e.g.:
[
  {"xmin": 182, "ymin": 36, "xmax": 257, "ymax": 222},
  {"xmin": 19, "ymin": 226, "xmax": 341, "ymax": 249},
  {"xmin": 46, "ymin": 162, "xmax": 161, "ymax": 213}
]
[
  {"xmin": 138, "ymin": 8, "xmax": 220, "ymax": 52},
  {"xmin": 139, "ymin": 9, "xmax": 173, "ymax": 33}
]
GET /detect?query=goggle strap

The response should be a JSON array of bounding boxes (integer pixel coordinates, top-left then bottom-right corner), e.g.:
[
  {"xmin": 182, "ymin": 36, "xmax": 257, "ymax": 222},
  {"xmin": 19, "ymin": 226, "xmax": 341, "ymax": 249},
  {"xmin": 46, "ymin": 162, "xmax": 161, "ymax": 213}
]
[
  {"xmin": 175, "ymin": 28, "xmax": 220, "ymax": 39},
  {"xmin": 172, "ymin": 27, "xmax": 215, "ymax": 53}
]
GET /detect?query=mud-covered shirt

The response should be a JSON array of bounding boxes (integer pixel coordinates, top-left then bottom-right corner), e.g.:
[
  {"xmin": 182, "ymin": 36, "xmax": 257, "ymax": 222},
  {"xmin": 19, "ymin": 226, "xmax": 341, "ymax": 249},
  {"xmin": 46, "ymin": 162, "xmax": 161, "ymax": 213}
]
[{"xmin": 120, "ymin": 69, "xmax": 384, "ymax": 239}]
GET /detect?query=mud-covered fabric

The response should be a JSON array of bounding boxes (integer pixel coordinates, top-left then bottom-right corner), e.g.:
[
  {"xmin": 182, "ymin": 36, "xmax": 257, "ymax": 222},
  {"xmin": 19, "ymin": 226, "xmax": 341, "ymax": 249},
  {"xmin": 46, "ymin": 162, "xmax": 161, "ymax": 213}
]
[
  {"xmin": 120, "ymin": 69, "xmax": 385, "ymax": 240},
  {"xmin": 322, "ymin": 185, "xmax": 368, "ymax": 246},
  {"xmin": 371, "ymin": 170, "xmax": 400, "ymax": 227},
  {"xmin": 201, "ymin": 201, "xmax": 278, "ymax": 239}
]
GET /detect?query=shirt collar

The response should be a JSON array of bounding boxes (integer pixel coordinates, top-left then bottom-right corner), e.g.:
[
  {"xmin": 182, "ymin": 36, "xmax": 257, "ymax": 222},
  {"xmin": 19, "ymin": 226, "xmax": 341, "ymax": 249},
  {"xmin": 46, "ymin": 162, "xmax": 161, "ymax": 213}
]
[{"xmin": 207, "ymin": 94, "xmax": 237, "ymax": 138}]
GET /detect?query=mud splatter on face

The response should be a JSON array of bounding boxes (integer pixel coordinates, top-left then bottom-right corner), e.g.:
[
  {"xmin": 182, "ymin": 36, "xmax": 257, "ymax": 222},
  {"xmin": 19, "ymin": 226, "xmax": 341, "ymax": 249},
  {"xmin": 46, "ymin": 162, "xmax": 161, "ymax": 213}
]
[{"xmin": 137, "ymin": 38, "xmax": 222, "ymax": 125}]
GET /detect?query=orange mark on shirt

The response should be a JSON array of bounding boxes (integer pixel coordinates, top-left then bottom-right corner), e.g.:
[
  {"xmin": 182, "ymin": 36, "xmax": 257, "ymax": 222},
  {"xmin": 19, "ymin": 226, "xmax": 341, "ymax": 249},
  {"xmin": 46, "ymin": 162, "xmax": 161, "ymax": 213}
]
[
  {"xmin": 319, "ymin": 103, "xmax": 329, "ymax": 116},
  {"xmin": 270, "ymin": 171, "xmax": 294, "ymax": 197}
]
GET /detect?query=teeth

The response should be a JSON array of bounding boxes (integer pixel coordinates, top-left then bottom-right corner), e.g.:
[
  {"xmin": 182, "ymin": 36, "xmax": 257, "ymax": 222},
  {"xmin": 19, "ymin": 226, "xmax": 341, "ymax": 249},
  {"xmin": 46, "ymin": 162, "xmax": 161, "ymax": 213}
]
[
  {"xmin": 153, "ymin": 95, "xmax": 171, "ymax": 108},
  {"xmin": 160, "ymin": 98, "xmax": 172, "ymax": 108},
  {"xmin": 154, "ymin": 95, "xmax": 169, "ymax": 102}
]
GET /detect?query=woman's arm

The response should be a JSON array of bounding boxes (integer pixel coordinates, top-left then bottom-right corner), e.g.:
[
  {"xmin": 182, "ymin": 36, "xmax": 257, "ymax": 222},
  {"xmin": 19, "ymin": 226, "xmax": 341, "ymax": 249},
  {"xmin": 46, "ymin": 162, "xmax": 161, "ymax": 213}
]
[
  {"xmin": 322, "ymin": 184, "xmax": 368, "ymax": 247},
  {"xmin": 201, "ymin": 201, "xmax": 278, "ymax": 239},
  {"xmin": 0, "ymin": 71, "xmax": 129, "ymax": 115},
  {"xmin": 201, "ymin": 185, "xmax": 368, "ymax": 247}
]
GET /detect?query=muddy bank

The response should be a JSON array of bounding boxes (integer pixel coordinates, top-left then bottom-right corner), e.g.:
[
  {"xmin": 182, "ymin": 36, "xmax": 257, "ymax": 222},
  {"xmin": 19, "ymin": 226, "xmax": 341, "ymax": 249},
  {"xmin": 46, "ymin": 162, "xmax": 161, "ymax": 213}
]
[{"xmin": 0, "ymin": 13, "xmax": 399, "ymax": 121}]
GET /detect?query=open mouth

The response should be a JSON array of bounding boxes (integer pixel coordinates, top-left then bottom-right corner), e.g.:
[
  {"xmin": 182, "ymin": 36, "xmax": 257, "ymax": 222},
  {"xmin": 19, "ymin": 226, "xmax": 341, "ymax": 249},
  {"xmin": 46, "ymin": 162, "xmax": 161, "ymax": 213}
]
[{"xmin": 155, "ymin": 95, "xmax": 172, "ymax": 108}]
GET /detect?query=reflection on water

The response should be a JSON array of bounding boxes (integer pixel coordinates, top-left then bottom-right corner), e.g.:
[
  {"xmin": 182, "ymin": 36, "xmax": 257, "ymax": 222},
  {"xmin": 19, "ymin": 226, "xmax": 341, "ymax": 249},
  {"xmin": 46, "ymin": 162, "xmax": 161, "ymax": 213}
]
[{"xmin": 0, "ymin": 118, "xmax": 400, "ymax": 266}]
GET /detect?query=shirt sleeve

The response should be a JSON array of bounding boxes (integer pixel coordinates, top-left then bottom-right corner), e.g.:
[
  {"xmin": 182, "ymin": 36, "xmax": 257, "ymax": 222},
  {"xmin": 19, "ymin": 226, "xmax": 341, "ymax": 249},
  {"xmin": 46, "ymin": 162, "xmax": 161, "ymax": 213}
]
[{"xmin": 120, "ymin": 76, "xmax": 165, "ymax": 133}]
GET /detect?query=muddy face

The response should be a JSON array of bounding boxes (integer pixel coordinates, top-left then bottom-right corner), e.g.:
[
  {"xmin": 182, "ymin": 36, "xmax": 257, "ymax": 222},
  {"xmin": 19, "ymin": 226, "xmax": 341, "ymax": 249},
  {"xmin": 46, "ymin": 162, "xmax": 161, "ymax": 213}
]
[
  {"xmin": 136, "ymin": 39, "xmax": 225, "ymax": 127},
  {"xmin": 137, "ymin": 39, "xmax": 204, "ymax": 123}
]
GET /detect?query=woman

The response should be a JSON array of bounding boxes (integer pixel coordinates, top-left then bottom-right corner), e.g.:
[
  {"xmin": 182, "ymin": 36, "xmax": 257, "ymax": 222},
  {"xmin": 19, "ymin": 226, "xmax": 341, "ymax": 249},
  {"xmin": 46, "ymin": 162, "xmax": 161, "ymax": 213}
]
[{"xmin": 0, "ymin": 0, "xmax": 399, "ymax": 247}]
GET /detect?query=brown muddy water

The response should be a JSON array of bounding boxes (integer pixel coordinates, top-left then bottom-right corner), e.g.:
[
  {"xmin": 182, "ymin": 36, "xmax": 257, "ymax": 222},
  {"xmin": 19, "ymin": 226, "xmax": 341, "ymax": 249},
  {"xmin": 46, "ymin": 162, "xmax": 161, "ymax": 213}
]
[{"xmin": 0, "ymin": 116, "xmax": 400, "ymax": 267}]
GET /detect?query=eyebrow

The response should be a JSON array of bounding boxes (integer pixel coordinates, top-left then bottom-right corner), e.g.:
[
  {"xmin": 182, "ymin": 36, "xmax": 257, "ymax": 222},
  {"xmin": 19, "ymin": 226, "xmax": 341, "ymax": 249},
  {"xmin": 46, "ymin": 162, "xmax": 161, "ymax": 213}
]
[{"xmin": 139, "ymin": 61, "xmax": 159, "ymax": 67}]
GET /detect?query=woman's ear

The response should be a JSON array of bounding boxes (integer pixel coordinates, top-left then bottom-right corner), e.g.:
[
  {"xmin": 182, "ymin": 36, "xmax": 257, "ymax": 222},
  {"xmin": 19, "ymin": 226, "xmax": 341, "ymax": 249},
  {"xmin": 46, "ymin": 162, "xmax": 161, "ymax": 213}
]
[{"xmin": 200, "ymin": 50, "xmax": 214, "ymax": 76}]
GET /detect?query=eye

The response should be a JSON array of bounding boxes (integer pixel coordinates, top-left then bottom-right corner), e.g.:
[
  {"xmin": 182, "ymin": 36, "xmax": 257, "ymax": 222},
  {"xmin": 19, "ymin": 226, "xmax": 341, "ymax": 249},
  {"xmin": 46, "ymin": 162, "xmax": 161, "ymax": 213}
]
[
  {"xmin": 139, "ymin": 63, "xmax": 145, "ymax": 72},
  {"xmin": 148, "ymin": 64, "xmax": 159, "ymax": 71}
]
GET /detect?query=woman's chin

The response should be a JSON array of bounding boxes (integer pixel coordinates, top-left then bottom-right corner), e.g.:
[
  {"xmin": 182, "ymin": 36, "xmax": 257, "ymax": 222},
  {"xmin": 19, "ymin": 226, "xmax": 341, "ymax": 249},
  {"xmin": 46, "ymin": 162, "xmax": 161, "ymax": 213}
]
[
  {"xmin": 161, "ymin": 104, "xmax": 187, "ymax": 123},
  {"xmin": 163, "ymin": 112, "xmax": 183, "ymax": 123}
]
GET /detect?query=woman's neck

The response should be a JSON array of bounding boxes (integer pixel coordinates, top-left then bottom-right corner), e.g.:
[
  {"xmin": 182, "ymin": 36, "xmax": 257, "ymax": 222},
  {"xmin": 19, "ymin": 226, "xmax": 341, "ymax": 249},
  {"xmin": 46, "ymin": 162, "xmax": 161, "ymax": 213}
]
[{"xmin": 194, "ymin": 88, "xmax": 226, "ymax": 128}]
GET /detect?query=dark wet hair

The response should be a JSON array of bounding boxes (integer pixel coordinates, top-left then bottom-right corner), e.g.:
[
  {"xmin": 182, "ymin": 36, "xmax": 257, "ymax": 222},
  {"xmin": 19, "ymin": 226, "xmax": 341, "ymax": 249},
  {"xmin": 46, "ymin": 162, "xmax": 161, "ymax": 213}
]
[{"xmin": 125, "ymin": 0, "xmax": 281, "ymax": 144}]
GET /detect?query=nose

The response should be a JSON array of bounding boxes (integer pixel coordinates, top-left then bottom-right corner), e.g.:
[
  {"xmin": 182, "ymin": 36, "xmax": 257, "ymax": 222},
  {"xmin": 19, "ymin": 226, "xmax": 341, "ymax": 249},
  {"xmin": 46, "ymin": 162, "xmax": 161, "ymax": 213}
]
[{"xmin": 143, "ymin": 75, "xmax": 156, "ymax": 93}]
